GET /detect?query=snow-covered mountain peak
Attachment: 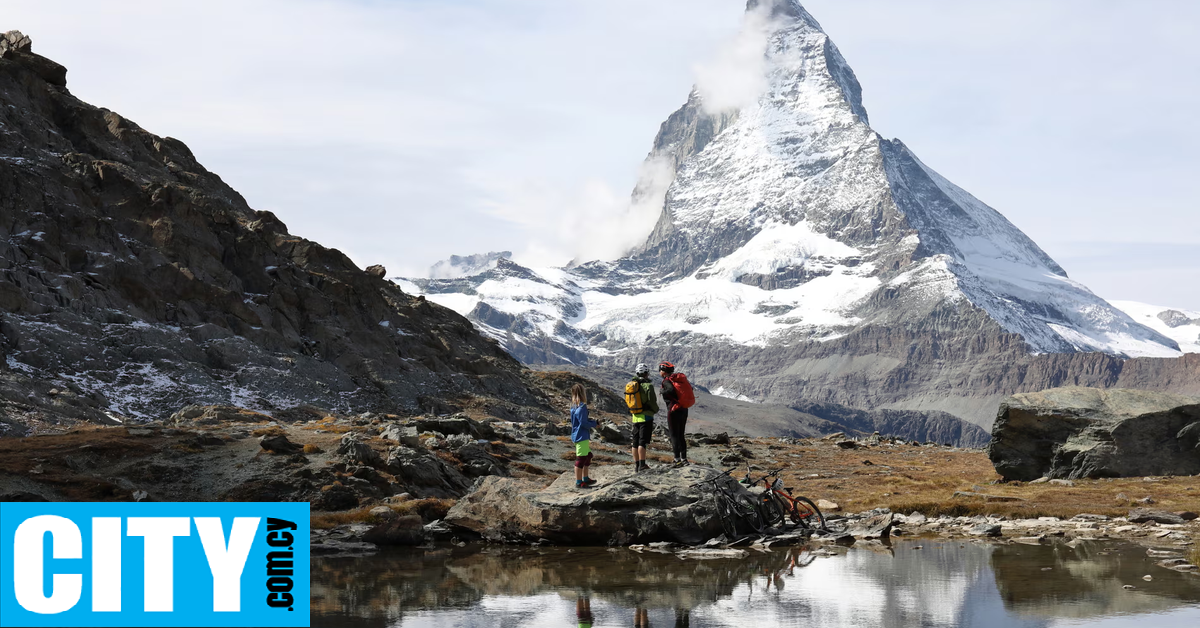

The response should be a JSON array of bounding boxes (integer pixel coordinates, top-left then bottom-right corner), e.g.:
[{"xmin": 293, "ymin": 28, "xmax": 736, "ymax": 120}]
[
  {"xmin": 403, "ymin": 0, "xmax": 1184, "ymax": 430},
  {"xmin": 747, "ymin": 0, "xmax": 821, "ymax": 26}
]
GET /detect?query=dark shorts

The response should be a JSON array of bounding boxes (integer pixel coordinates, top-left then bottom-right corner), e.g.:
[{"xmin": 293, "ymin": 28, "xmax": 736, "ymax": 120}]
[
  {"xmin": 632, "ymin": 420, "xmax": 654, "ymax": 448},
  {"xmin": 574, "ymin": 452, "xmax": 593, "ymax": 468}
]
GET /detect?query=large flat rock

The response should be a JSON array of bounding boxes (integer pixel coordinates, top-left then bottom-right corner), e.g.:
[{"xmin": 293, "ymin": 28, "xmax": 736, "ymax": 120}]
[
  {"xmin": 988, "ymin": 387, "xmax": 1200, "ymax": 481},
  {"xmin": 445, "ymin": 465, "xmax": 751, "ymax": 545}
]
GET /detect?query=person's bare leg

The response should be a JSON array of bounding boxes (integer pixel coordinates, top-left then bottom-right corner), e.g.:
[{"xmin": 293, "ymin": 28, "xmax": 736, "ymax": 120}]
[{"xmin": 575, "ymin": 466, "xmax": 584, "ymax": 482}]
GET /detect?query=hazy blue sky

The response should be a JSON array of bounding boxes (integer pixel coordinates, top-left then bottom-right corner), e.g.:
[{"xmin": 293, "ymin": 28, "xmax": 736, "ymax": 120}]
[{"xmin": 6, "ymin": 0, "xmax": 1198, "ymax": 309}]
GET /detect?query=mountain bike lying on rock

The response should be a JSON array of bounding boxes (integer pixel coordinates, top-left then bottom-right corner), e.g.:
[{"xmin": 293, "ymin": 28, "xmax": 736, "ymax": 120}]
[
  {"xmin": 741, "ymin": 467, "xmax": 827, "ymax": 532},
  {"xmin": 689, "ymin": 467, "xmax": 765, "ymax": 539}
]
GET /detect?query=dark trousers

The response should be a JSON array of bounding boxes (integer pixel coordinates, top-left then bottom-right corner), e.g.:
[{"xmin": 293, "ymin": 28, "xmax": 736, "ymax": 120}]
[{"xmin": 667, "ymin": 408, "xmax": 688, "ymax": 460}]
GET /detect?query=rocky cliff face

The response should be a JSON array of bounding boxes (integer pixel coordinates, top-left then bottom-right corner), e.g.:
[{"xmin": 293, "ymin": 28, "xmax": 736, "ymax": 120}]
[
  {"xmin": 404, "ymin": 0, "xmax": 1193, "ymax": 432},
  {"xmin": 988, "ymin": 387, "xmax": 1200, "ymax": 480},
  {"xmin": 0, "ymin": 31, "xmax": 568, "ymax": 436}
]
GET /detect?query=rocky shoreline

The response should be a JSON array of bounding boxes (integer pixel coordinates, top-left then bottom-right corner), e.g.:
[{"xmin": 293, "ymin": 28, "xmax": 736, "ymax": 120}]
[{"xmin": 311, "ymin": 501, "xmax": 1200, "ymax": 575}]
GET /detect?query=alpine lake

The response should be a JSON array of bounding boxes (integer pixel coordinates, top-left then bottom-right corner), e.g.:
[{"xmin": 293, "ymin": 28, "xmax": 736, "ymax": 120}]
[{"xmin": 311, "ymin": 538, "xmax": 1200, "ymax": 627}]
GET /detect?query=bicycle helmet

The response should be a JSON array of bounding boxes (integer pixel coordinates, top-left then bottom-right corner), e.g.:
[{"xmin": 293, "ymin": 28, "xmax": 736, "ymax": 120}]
[
  {"xmin": 635, "ymin": 363, "xmax": 650, "ymax": 376},
  {"xmin": 658, "ymin": 361, "xmax": 675, "ymax": 374}
]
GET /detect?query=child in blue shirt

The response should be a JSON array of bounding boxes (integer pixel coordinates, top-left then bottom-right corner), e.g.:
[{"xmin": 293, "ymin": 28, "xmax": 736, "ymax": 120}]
[{"xmin": 570, "ymin": 384, "xmax": 598, "ymax": 488}]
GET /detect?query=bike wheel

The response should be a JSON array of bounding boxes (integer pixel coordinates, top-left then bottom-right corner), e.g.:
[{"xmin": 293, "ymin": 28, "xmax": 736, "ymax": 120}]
[
  {"xmin": 761, "ymin": 494, "xmax": 787, "ymax": 527},
  {"xmin": 791, "ymin": 496, "xmax": 826, "ymax": 531},
  {"xmin": 714, "ymin": 494, "xmax": 738, "ymax": 539},
  {"xmin": 731, "ymin": 492, "xmax": 765, "ymax": 534}
]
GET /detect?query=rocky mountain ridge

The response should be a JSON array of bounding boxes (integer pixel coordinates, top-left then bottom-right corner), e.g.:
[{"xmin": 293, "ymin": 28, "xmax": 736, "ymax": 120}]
[
  {"xmin": 0, "ymin": 30, "xmax": 587, "ymax": 436},
  {"xmin": 403, "ymin": 0, "xmax": 1195, "ymax": 430}
]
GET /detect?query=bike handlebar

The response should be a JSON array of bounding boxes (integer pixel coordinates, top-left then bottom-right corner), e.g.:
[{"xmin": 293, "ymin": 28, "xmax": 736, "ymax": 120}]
[
  {"xmin": 745, "ymin": 468, "xmax": 784, "ymax": 487},
  {"xmin": 686, "ymin": 467, "xmax": 738, "ymax": 488}
]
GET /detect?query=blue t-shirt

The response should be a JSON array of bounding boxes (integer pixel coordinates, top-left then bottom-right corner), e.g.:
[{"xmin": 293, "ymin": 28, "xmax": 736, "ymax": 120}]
[{"xmin": 570, "ymin": 403, "xmax": 596, "ymax": 443}]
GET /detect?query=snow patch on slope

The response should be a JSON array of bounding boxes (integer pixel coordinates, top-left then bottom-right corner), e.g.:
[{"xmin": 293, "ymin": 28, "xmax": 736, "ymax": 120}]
[
  {"xmin": 1110, "ymin": 301, "xmax": 1200, "ymax": 354},
  {"xmin": 705, "ymin": 219, "xmax": 860, "ymax": 280}
]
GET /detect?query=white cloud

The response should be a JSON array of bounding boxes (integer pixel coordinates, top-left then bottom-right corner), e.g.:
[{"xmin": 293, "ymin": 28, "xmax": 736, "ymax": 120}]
[
  {"xmin": 476, "ymin": 155, "xmax": 675, "ymax": 268},
  {"xmin": 692, "ymin": 2, "xmax": 779, "ymax": 114}
]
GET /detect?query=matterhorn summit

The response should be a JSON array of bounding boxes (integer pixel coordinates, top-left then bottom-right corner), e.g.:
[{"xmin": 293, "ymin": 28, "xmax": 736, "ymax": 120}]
[{"xmin": 402, "ymin": 0, "xmax": 1183, "ymax": 428}]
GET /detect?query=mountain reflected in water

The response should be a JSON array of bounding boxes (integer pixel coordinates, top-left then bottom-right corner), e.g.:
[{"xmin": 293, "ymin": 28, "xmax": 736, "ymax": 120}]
[{"xmin": 311, "ymin": 540, "xmax": 1200, "ymax": 627}]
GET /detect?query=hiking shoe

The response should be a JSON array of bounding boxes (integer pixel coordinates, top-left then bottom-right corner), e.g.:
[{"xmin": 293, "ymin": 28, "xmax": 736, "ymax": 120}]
[{"xmin": 582, "ymin": 477, "xmax": 598, "ymax": 487}]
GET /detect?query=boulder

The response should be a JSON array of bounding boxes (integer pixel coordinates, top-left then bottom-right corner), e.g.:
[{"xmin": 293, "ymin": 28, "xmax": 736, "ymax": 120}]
[
  {"xmin": 337, "ymin": 433, "xmax": 382, "ymax": 466},
  {"xmin": 362, "ymin": 514, "xmax": 424, "ymax": 546},
  {"xmin": 386, "ymin": 446, "xmax": 470, "ymax": 497},
  {"xmin": 970, "ymin": 523, "xmax": 1003, "ymax": 537},
  {"xmin": 444, "ymin": 465, "xmax": 755, "ymax": 545},
  {"xmin": 1, "ymin": 30, "xmax": 33, "ymax": 56},
  {"xmin": 311, "ymin": 484, "xmax": 359, "ymax": 511},
  {"xmin": 369, "ymin": 506, "xmax": 396, "ymax": 520},
  {"xmin": 697, "ymin": 432, "xmax": 731, "ymax": 445},
  {"xmin": 364, "ymin": 264, "xmax": 387, "ymax": 278},
  {"xmin": 414, "ymin": 415, "xmax": 495, "ymax": 440},
  {"xmin": 1128, "ymin": 509, "xmax": 1187, "ymax": 525},
  {"xmin": 847, "ymin": 513, "xmax": 894, "ymax": 540},
  {"xmin": 455, "ymin": 443, "xmax": 507, "ymax": 478},
  {"xmin": 595, "ymin": 422, "xmax": 630, "ymax": 445},
  {"xmin": 259, "ymin": 434, "xmax": 302, "ymax": 454},
  {"xmin": 542, "ymin": 422, "xmax": 571, "ymax": 437},
  {"xmin": 988, "ymin": 387, "xmax": 1200, "ymax": 481},
  {"xmin": 380, "ymin": 423, "xmax": 422, "ymax": 448}
]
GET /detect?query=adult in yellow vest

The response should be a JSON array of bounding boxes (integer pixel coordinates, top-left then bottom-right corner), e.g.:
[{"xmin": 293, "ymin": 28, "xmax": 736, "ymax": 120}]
[{"xmin": 624, "ymin": 363, "xmax": 659, "ymax": 472}]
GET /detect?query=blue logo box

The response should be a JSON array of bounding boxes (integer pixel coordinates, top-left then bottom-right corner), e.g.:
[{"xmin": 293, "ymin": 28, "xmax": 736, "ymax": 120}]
[{"xmin": 0, "ymin": 502, "xmax": 309, "ymax": 627}]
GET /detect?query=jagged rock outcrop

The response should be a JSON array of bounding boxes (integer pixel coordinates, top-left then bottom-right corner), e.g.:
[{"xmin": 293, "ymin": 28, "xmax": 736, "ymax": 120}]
[
  {"xmin": 988, "ymin": 387, "xmax": 1200, "ymax": 481},
  {"xmin": 0, "ymin": 33, "xmax": 569, "ymax": 434}
]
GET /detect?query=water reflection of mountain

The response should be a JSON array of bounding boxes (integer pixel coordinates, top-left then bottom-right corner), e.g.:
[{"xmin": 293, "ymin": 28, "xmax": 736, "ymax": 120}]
[
  {"xmin": 990, "ymin": 541, "xmax": 1200, "ymax": 619},
  {"xmin": 311, "ymin": 541, "xmax": 1200, "ymax": 628}
]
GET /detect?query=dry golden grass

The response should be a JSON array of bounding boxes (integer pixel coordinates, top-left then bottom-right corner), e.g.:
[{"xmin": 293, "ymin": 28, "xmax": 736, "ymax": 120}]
[
  {"xmin": 512, "ymin": 462, "xmax": 547, "ymax": 475},
  {"xmin": 251, "ymin": 426, "xmax": 286, "ymax": 437},
  {"xmin": 302, "ymin": 443, "xmax": 323, "ymax": 454},
  {"xmin": 392, "ymin": 497, "xmax": 454, "ymax": 521},
  {"xmin": 311, "ymin": 506, "xmax": 377, "ymax": 529},
  {"xmin": 433, "ymin": 451, "xmax": 460, "ymax": 466},
  {"xmin": 298, "ymin": 417, "xmax": 353, "ymax": 433},
  {"xmin": 310, "ymin": 497, "xmax": 455, "ymax": 529},
  {"xmin": 765, "ymin": 440, "xmax": 1200, "ymax": 519}
]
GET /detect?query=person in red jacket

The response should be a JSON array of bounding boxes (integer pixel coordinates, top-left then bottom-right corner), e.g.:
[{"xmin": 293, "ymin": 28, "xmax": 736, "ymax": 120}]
[{"xmin": 659, "ymin": 361, "xmax": 690, "ymax": 467}]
